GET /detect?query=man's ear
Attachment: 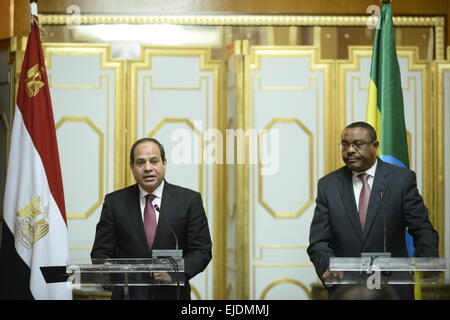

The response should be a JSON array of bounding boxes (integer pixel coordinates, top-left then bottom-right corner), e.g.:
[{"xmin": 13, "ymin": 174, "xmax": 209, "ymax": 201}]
[{"xmin": 373, "ymin": 140, "xmax": 379, "ymax": 149}]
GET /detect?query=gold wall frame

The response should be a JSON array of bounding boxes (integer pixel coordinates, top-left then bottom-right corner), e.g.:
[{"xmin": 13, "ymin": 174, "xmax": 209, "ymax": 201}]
[
  {"xmin": 147, "ymin": 118, "xmax": 204, "ymax": 196},
  {"xmin": 38, "ymin": 14, "xmax": 445, "ymax": 59},
  {"xmin": 259, "ymin": 278, "xmax": 312, "ymax": 300},
  {"xmin": 55, "ymin": 116, "xmax": 104, "ymax": 219},
  {"xmin": 43, "ymin": 44, "xmax": 127, "ymax": 191},
  {"xmin": 434, "ymin": 60, "xmax": 449, "ymax": 257},
  {"xmin": 258, "ymin": 118, "xmax": 314, "ymax": 219},
  {"xmin": 244, "ymin": 45, "xmax": 333, "ymax": 300}
]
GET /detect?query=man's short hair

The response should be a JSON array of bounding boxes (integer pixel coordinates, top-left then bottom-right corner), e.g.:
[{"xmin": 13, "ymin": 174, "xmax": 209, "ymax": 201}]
[
  {"xmin": 130, "ymin": 138, "xmax": 166, "ymax": 163},
  {"xmin": 344, "ymin": 121, "xmax": 377, "ymax": 141}
]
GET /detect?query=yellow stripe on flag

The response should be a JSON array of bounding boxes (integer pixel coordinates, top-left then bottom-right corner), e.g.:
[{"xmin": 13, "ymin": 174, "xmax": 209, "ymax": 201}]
[{"xmin": 366, "ymin": 79, "xmax": 382, "ymax": 157}]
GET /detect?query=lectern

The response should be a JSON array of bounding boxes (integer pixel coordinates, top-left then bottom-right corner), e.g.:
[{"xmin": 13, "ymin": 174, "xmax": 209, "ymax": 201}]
[
  {"xmin": 41, "ymin": 258, "xmax": 185, "ymax": 300},
  {"xmin": 324, "ymin": 256, "xmax": 447, "ymax": 286}
]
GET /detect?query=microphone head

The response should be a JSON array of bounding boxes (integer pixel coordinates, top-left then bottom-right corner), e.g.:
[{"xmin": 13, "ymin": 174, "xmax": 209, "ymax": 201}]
[
  {"xmin": 379, "ymin": 183, "xmax": 385, "ymax": 197},
  {"xmin": 154, "ymin": 204, "xmax": 160, "ymax": 212}
]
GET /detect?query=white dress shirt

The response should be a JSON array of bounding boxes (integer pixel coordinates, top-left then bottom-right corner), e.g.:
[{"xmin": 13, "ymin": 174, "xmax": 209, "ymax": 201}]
[
  {"xmin": 352, "ymin": 160, "xmax": 377, "ymax": 211},
  {"xmin": 138, "ymin": 180, "xmax": 164, "ymax": 223}
]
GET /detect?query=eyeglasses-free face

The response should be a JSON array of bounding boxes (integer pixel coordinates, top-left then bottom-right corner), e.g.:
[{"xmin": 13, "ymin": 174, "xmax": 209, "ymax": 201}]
[{"xmin": 130, "ymin": 141, "xmax": 167, "ymax": 193}]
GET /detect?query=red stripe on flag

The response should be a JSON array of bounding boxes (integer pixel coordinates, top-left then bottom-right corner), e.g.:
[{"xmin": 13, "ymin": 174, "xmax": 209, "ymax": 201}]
[{"xmin": 16, "ymin": 18, "xmax": 67, "ymax": 224}]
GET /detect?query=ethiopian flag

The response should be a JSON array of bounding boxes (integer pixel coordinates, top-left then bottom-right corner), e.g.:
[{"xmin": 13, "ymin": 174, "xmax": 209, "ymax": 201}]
[{"xmin": 365, "ymin": 3, "xmax": 416, "ymax": 257}]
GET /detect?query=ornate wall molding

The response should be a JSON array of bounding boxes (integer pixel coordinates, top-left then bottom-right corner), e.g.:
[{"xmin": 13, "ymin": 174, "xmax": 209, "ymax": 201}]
[{"xmin": 39, "ymin": 14, "xmax": 444, "ymax": 27}]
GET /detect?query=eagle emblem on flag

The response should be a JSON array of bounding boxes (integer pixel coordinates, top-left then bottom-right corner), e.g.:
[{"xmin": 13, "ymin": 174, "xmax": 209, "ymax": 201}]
[
  {"xmin": 14, "ymin": 196, "xmax": 49, "ymax": 249},
  {"xmin": 25, "ymin": 63, "xmax": 45, "ymax": 98}
]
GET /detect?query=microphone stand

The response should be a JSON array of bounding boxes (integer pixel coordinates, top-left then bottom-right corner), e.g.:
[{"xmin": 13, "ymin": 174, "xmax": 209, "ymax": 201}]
[
  {"xmin": 379, "ymin": 189, "xmax": 392, "ymax": 280},
  {"xmin": 153, "ymin": 204, "xmax": 182, "ymax": 300}
]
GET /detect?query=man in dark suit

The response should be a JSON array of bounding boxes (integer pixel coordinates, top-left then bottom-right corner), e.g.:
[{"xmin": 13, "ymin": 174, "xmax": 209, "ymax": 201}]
[
  {"xmin": 307, "ymin": 122, "xmax": 439, "ymax": 300},
  {"xmin": 91, "ymin": 138, "xmax": 212, "ymax": 300}
]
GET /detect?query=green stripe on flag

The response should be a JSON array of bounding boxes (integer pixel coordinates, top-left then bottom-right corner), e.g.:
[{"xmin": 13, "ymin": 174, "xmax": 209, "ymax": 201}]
[
  {"xmin": 365, "ymin": 3, "xmax": 418, "ymax": 298},
  {"xmin": 366, "ymin": 3, "xmax": 409, "ymax": 168}
]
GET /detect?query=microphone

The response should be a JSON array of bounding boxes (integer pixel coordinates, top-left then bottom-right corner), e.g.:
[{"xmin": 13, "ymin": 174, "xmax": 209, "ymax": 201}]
[
  {"xmin": 152, "ymin": 204, "xmax": 182, "ymax": 300},
  {"xmin": 379, "ymin": 189, "xmax": 387, "ymax": 254},
  {"xmin": 361, "ymin": 186, "xmax": 392, "ymax": 278},
  {"xmin": 152, "ymin": 204, "xmax": 182, "ymax": 258}
]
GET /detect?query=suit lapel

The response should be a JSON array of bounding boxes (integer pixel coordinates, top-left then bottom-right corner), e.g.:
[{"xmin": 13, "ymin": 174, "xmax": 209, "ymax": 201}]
[
  {"xmin": 337, "ymin": 168, "xmax": 363, "ymax": 241},
  {"xmin": 363, "ymin": 159, "xmax": 389, "ymax": 241},
  {"xmin": 127, "ymin": 184, "xmax": 151, "ymax": 254},
  {"xmin": 152, "ymin": 180, "xmax": 173, "ymax": 249}
]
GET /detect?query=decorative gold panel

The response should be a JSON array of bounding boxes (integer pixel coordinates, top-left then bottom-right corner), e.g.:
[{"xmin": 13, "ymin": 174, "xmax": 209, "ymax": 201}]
[
  {"xmin": 128, "ymin": 46, "xmax": 223, "ymax": 178},
  {"xmin": 128, "ymin": 46, "xmax": 226, "ymax": 299},
  {"xmin": 258, "ymin": 118, "xmax": 314, "ymax": 218},
  {"xmin": 147, "ymin": 118, "xmax": 204, "ymax": 195},
  {"xmin": 39, "ymin": 14, "xmax": 444, "ymax": 27},
  {"xmin": 43, "ymin": 44, "xmax": 126, "ymax": 191},
  {"xmin": 254, "ymin": 244, "xmax": 308, "ymax": 261},
  {"xmin": 55, "ymin": 117, "xmax": 104, "ymax": 219},
  {"xmin": 434, "ymin": 61, "xmax": 449, "ymax": 257},
  {"xmin": 245, "ymin": 46, "xmax": 332, "ymax": 300},
  {"xmin": 259, "ymin": 278, "xmax": 312, "ymax": 300},
  {"xmin": 39, "ymin": 14, "xmax": 444, "ymax": 59},
  {"xmin": 190, "ymin": 285, "xmax": 202, "ymax": 300}
]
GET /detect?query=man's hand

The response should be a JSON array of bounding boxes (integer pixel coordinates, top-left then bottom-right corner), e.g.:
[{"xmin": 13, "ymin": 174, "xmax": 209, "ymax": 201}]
[
  {"xmin": 153, "ymin": 272, "xmax": 172, "ymax": 283},
  {"xmin": 322, "ymin": 268, "xmax": 344, "ymax": 282}
]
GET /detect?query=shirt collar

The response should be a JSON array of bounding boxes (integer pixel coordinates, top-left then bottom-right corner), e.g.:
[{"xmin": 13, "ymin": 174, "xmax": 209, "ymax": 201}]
[
  {"xmin": 352, "ymin": 159, "xmax": 377, "ymax": 178},
  {"xmin": 138, "ymin": 180, "xmax": 164, "ymax": 199}
]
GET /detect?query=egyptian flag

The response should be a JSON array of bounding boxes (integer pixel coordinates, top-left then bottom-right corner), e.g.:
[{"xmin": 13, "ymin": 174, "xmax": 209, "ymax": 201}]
[
  {"xmin": 365, "ymin": 2, "xmax": 415, "ymax": 257},
  {"xmin": 0, "ymin": 13, "xmax": 72, "ymax": 300}
]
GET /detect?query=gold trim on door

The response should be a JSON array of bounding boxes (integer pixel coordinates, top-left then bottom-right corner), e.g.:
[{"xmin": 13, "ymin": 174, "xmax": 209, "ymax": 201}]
[
  {"xmin": 43, "ymin": 44, "xmax": 127, "ymax": 191},
  {"xmin": 243, "ymin": 45, "xmax": 333, "ymax": 300},
  {"xmin": 127, "ymin": 46, "xmax": 226, "ymax": 299}
]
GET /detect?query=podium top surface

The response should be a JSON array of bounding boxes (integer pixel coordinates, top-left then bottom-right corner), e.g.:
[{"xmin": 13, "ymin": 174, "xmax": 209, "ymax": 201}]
[{"xmin": 329, "ymin": 257, "xmax": 447, "ymax": 272}]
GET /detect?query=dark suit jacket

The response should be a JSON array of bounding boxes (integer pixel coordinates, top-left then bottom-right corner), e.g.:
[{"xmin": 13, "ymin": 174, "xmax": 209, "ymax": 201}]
[
  {"xmin": 91, "ymin": 180, "xmax": 212, "ymax": 300},
  {"xmin": 307, "ymin": 159, "xmax": 439, "ymax": 299}
]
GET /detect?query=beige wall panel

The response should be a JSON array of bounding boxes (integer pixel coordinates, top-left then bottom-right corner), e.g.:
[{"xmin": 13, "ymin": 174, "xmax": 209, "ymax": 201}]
[{"xmin": 246, "ymin": 46, "xmax": 332, "ymax": 299}]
